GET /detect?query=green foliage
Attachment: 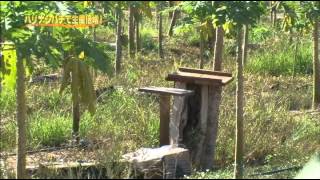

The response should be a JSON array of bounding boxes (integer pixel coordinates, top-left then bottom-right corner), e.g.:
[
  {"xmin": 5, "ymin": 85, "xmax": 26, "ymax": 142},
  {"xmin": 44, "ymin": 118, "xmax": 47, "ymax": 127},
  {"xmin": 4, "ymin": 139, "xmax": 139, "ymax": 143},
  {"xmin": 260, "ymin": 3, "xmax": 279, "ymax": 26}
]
[
  {"xmin": 140, "ymin": 28, "xmax": 157, "ymax": 51},
  {"xmin": 250, "ymin": 25, "xmax": 273, "ymax": 43},
  {"xmin": 60, "ymin": 57, "xmax": 97, "ymax": 115},
  {"xmin": 0, "ymin": 43, "xmax": 17, "ymax": 91},
  {"xmin": 279, "ymin": 1, "xmax": 320, "ymax": 33}
]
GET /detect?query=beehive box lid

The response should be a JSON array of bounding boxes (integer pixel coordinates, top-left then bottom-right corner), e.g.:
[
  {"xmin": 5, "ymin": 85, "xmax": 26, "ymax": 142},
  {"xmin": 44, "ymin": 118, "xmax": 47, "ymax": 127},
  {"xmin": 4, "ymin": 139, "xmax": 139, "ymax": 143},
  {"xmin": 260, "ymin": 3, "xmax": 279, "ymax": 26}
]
[
  {"xmin": 139, "ymin": 87, "xmax": 194, "ymax": 96},
  {"xmin": 166, "ymin": 67, "xmax": 233, "ymax": 86}
]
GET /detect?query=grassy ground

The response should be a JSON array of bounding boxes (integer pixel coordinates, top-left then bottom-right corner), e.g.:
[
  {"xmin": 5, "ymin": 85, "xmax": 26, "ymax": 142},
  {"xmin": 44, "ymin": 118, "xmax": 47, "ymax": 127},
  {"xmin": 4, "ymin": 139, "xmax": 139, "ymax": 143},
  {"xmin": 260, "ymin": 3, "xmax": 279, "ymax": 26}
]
[{"xmin": 1, "ymin": 18, "xmax": 320, "ymax": 179}]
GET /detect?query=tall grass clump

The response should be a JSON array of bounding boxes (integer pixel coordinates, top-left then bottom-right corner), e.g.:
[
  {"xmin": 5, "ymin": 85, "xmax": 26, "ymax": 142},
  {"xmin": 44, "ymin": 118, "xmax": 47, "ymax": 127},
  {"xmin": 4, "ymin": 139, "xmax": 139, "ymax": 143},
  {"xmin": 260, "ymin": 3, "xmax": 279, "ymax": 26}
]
[{"xmin": 246, "ymin": 37, "xmax": 312, "ymax": 76}]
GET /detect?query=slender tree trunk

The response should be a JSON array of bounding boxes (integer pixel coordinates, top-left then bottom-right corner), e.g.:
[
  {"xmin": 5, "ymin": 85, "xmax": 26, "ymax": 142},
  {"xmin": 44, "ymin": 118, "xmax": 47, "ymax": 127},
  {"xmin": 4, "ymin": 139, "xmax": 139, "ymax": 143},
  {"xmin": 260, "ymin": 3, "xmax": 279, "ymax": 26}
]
[
  {"xmin": 242, "ymin": 24, "xmax": 249, "ymax": 66},
  {"xmin": 168, "ymin": 1, "xmax": 174, "ymax": 20},
  {"xmin": 213, "ymin": 27, "xmax": 224, "ymax": 70},
  {"xmin": 272, "ymin": 1, "xmax": 277, "ymax": 27},
  {"xmin": 135, "ymin": 16, "xmax": 141, "ymax": 53},
  {"xmin": 16, "ymin": 52, "xmax": 27, "ymax": 179},
  {"xmin": 128, "ymin": 5, "xmax": 135, "ymax": 58},
  {"xmin": 158, "ymin": 9, "xmax": 164, "ymax": 59},
  {"xmin": 234, "ymin": 28, "xmax": 244, "ymax": 179},
  {"xmin": 293, "ymin": 35, "xmax": 299, "ymax": 78},
  {"xmin": 199, "ymin": 29, "xmax": 204, "ymax": 69},
  {"xmin": 270, "ymin": 1, "xmax": 273, "ymax": 25},
  {"xmin": 71, "ymin": 62, "xmax": 80, "ymax": 143},
  {"xmin": 93, "ymin": 27, "xmax": 96, "ymax": 42},
  {"xmin": 208, "ymin": 20, "xmax": 216, "ymax": 53},
  {"xmin": 313, "ymin": 20, "xmax": 320, "ymax": 109},
  {"xmin": 72, "ymin": 100, "xmax": 80, "ymax": 142},
  {"xmin": 92, "ymin": 27, "xmax": 97, "ymax": 82},
  {"xmin": 289, "ymin": 29, "xmax": 293, "ymax": 45},
  {"xmin": 168, "ymin": 9, "xmax": 179, "ymax": 37},
  {"xmin": 115, "ymin": 6, "xmax": 122, "ymax": 75}
]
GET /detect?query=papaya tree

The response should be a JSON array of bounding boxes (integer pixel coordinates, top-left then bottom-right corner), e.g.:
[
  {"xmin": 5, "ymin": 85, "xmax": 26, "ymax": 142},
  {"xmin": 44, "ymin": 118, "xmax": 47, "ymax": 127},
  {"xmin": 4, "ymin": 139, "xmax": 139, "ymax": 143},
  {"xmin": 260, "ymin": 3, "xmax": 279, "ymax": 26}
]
[
  {"xmin": 126, "ymin": 2, "xmax": 153, "ymax": 58},
  {"xmin": 298, "ymin": 1, "xmax": 320, "ymax": 110},
  {"xmin": 1, "ymin": 2, "xmax": 111, "ymax": 178},
  {"xmin": 283, "ymin": 1, "xmax": 320, "ymax": 109},
  {"xmin": 157, "ymin": 1, "xmax": 166, "ymax": 59},
  {"xmin": 115, "ymin": 2, "xmax": 123, "ymax": 75},
  {"xmin": 0, "ymin": 1, "xmax": 63, "ymax": 178},
  {"xmin": 180, "ymin": 1, "xmax": 215, "ymax": 68},
  {"xmin": 278, "ymin": 1, "xmax": 305, "ymax": 77},
  {"xmin": 168, "ymin": 1, "xmax": 181, "ymax": 37},
  {"xmin": 218, "ymin": 2, "xmax": 265, "ymax": 178},
  {"xmin": 57, "ymin": 1, "xmax": 112, "ymax": 142},
  {"xmin": 128, "ymin": 3, "xmax": 135, "ymax": 58}
]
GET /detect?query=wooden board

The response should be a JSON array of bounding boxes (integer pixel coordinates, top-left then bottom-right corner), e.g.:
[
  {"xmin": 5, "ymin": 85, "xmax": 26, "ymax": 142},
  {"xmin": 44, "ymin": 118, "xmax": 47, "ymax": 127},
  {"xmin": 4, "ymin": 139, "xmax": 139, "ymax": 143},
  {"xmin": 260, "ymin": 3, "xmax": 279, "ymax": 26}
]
[
  {"xmin": 139, "ymin": 87, "xmax": 194, "ymax": 96},
  {"xmin": 170, "ymin": 82, "xmax": 188, "ymax": 146},
  {"xmin": 160, "ymin": 95, "xmax": 170, "ymax": 146},
  {"xmin": 179, "ymin": 67, "xmax": 232, "ymax": 77},
  {"xmin": 166, "ymin": 72, "xmax": 233, "ymax": 86}
]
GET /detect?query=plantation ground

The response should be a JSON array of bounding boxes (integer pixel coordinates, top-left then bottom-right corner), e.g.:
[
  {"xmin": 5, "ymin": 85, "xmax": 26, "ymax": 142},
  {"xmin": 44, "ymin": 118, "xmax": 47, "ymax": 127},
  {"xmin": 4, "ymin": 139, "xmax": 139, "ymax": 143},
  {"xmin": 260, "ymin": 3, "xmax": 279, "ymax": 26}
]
[{"xmin": 1, "ymin": 19, "xmax": 320, "ymax": 179}]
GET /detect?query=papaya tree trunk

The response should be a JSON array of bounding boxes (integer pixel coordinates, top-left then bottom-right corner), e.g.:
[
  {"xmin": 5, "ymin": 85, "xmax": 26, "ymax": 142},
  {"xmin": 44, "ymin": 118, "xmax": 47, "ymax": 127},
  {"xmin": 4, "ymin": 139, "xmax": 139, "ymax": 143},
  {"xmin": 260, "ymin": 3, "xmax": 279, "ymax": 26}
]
[
  {"xmin": 93, "ymin": 27, "xmax": 96, "ymax": 42},
  {"xmin": 242, "ymin": 24, "xmax": 249, "ymax": 66},
  {"xmin": 158, "ymin": 9, "xmax": 164, "ymax": 59},
  {"xmin": 71, "ymin": 61, "xmax": 80, "ymax": 143},
  {"xmin": 135, "ymin": 16, "xmax": 141, "ymax": 53},
  {"xmin": 72, "ymin": 100, "xmax": 80, "ymax": 142},
  {"xmin": 168, "ymin": 1, "xmax": 173, "ymax": 20},
  {"xmin": 293, "ymin": 35, "xmax": 299, "ymax": 78},
  {"xmin": 199, "ymin": 29, "xmax": 204, "ymax": 69},
  {"xmin": 234, "ymin": 28, "xmax": 244, "ymax": 179},
  {"xmin": 128, "ymin": 5, "xmax": 135, "ymax": 58},
  {"xmin": 272, "ymin": 2, "xmax": 277, "ymax": 27},
  {"xmin": 207, "ymin": 20, "xmax": 216, "ymax": 52},
  {"xmin": 270, "ymin": 1, "xmax": 273, "ymax": 25},
  {"xmin": 313, "ymin": 19, "xmax": 320, "ymax": 109},
  {"xmin": 168, "ymin": 9, "xmax": 179, "ymax": 37},
  {"xmin": 16, "ymin": 52, "xmax": 27, "ymax": 179},
  {"xmin": 115, "ymin": 6, "xmax": 122, "ymax": 75},
  {"xmin": 213, "ymin": 27, "xmax": 224, "ymax": 70}
]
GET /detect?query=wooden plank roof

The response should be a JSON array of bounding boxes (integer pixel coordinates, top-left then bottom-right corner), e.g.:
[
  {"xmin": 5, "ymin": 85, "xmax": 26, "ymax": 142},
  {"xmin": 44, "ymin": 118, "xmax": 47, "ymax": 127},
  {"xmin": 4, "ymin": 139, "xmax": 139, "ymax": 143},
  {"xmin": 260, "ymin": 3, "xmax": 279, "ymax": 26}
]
[
  {"xmin": 139, "ymin": 87, "xmax": 194, "ymax": 96},
  {"xmin": 166, "ymin": 67, "xmax": 233, "ymax": 86}
]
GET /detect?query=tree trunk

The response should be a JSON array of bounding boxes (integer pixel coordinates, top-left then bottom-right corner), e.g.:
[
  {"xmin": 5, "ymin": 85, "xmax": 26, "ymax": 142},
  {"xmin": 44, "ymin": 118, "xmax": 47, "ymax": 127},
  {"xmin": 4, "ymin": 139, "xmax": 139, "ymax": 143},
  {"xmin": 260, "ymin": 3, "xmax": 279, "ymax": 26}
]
[
  {"xmin": 272, "ymin": 2, "xmax": 277, "ymax": 27},
  {"xmin": 135, "ymin": 16, "xmax": 141, "ymax": 53},
  {"xmin": 71, "ymin": 62, "xmax": 80, "ymax": 143},
  {"xmin": 93, "ymin": 27, "xmax": 96, "ymax": 42},
  {"xmin": 313, "ymin": 20, "xmax": 320, "ymax": 109},
  {"xmin": 72, "ymin": 100, "xmax": 80, "ymax": 143},
  {"xmin": 289, "ymin": 29, "xmax": 293, "ymax": 45},
  {"xmin": 16, "ymin": 52, "xmax": 27, "ymax": 179},
  {"xmin": 128, "ymin": 5, "xmax": 135, "ymax": 58},
  {"xmin": 158, "ymin": 9, "xmax": 164, "ymax": 59},
  {"xmin": 168, "ymin": 10, "xmax": 179, "ymax": 37},
  {"xmin": 115, "ymin": 6, "xmax": 122, "ymax": 75},
  {"xmin": 234, "ymin": 28, "xmax": 244, "ymax": 179},
  {"xmin": 199, "ymin": 29, "xmax": 204, "ymax": 69},
  {"xmin": 213, "ymin": 27, "xmax": 224, "ymax": 71},
  {"xmin": 270, "ymin": 1, "xmax": 273, "ymax": 25},
  {"xmin": 242, "ymin": 24, "xmax": 249, "ymax": 66},
  {"xmin": 168, "ymin": 1, "xmax": 174, "ymax": 20},
  {"xmin": 207, "ymin": 20, "xmax": 216, "ymax": 53},
  {"xmin": 293, "ymin": 35, "xmax": 299, "ymax": 78}
]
